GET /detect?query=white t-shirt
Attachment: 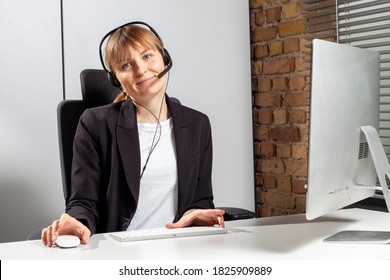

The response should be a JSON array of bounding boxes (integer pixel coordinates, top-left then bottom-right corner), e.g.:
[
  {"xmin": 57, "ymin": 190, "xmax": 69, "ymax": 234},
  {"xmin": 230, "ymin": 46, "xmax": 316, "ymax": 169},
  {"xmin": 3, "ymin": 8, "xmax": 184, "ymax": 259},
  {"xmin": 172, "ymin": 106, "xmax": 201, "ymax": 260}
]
[{"xmin": 127, "ymin": 118, "xmax": 178, "ymax": 230}]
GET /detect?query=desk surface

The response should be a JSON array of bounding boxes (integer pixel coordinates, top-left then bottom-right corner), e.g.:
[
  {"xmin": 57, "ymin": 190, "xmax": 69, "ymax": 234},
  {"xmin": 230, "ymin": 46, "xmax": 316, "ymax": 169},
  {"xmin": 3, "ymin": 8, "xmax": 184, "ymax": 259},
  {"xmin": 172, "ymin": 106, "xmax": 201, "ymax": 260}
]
[{"xmin": 1, "ymin": 208, "xmax": 390, "ymax": 260}]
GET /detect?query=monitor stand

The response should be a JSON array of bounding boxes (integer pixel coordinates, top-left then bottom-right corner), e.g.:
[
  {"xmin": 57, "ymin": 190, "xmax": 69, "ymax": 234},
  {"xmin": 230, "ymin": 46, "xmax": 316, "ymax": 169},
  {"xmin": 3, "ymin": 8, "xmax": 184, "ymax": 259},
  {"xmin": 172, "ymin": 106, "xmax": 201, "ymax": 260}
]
[
  {"xmin": 324, "ymin": 126, "xmax": 390, "ymax": 244},
  {"xmin": 324, "ymin": 230, "xmax": 390, "ymax": 243},
  {"xmin": 361, "ymin": 125, "xmax": 390, "ymax": 210}
]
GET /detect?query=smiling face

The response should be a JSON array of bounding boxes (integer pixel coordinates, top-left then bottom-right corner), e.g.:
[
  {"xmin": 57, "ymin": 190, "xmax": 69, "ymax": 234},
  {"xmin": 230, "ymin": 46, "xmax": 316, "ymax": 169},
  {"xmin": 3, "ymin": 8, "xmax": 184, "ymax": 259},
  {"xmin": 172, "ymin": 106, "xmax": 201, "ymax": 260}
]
[
  {"xmin": 105, "ymin": 25, "xmax": 167, "ymax": 102},
  {"xmin": 114, "ymin": 45, "xmax": 166, "ymax": 101}
]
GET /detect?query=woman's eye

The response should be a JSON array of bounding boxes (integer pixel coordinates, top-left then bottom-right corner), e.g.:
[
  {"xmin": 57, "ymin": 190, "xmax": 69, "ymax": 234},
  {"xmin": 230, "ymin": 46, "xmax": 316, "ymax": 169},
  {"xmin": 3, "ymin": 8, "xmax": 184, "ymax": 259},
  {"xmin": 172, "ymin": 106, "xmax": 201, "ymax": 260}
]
[
  {"xmin": 121, "ymin": 62, "xmax": 131, "ymax": 70},
  {"xmin": 144, "ymin": 54, "xmax": 151, "ymax": 60}
]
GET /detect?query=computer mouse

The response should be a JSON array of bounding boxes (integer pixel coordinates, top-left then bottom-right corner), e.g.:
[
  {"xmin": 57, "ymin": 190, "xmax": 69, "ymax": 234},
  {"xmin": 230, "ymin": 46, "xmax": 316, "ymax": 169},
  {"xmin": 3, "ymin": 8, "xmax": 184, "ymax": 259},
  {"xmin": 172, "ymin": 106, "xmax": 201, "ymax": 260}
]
[{"xmin": 54, "ymin": 235, "xmax": 81, "ymax": 248}]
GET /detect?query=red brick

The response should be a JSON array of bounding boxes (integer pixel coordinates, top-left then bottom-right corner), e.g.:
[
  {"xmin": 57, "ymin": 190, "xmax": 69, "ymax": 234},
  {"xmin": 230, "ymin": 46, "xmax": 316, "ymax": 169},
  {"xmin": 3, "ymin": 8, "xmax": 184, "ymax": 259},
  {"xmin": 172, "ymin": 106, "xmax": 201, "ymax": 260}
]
[
  {"xmin": 300, "ymin": 38, "xmax": 311, "ymax": 52},
  {"xmin": 285, "ymin": 160, "xmax": 308, "ymax": 177},
  {"xmin": 277, "ymin": 176, "xmax": 292, "ymax": 192},
  {"xmin": 289, "ymin": 75, "xmax": 306, "ymax": 90},
  {"xmin": 273, "ymin": 109, "xmax": 288, "ymax": 124},
  {"xmin": 295, "ymin": 195, "xmax": 306, "ymax": 213},
  {"xmin": 301, "ymin": 126, "xmax": 309, "ymax": 143},
  {"xmin": 255, "ymin": 11, "xmax": 266, "ymax": 26},
  {"xmin": 295, "ymin": 56, "xmax": 307, "ymax": 71},
  {"xmin": 263, "ymin": 58, "xmax": 295, "ymax": 74},
  {"xmin": 270, "ymin": 208, "xmax": 290, "ymax": 216},
  {"xmin": 249, "ymin": 0, "xmax": 263, "ymax": 9},
  {"xmin": 259, "ymin": 206, "xmax": 272, "ymax": 217},
  {"xmin": 252, "ymin": 60, "xmax": 263, "ymax": 75},
  {"xmin": 290, "ymin": 109, "xmax": 307, "ymax": 124},
  {"xmin": 284, "ymin": 38, "xmax": 300, "ymax": 53},
  {"xmin": 256, "ymin": 94, "xmax": 282, "ymax": 107},
  {"xmin": 283, "ymin": 92, "xmax": 310, "ymax": 107},
  {"xmin": 254, "ymin": 127, "xmax": 269, "ymax": 141},
  {"xmin": 254, "ymin": 142, "xmax": 261, "ymax": 157},
  {"xmin": 282, "ymin": 3, "xmax": 299, "ymax": 20},
  {"xmin": 261, "ymin": 142, "xmax": 276, "ymax": 157},
  {"xmin": 269, "ymin": 41, "xmax": 283, "ymax": 56},
  {"xmin": 257, "ymin": 109, "xmax": 273, "ymax": 125},
  {"xmin": 251, "ymin": 77, "xmax": 258, "ymax": 92},
  {"xmin": 263, "ymin": 175, "xmax": 277, "ymax": 189},
  {"xmin": 255, "ymin": 174, "xmax": 263, "ymax": 187},
  {"xmin": 251, "ymin": 26, "xmax": 277, "ymax": 42},
  {"xmin": 276, "ymin": 144, "xmax": 292, "ymax": 158},
  {"xmin": 250, "ymin": 12, "xmax": 256, "ymax": 28},
  {"xmin": 278, "ymin": 19, "xmax": 306, "ymax": 37},
  {"xmin": 292, "ymin": 144, "xmax": 308, "ymax": 160},
  {"xmin": 270, "ymin": 126, "xmax": 300, "ymax": 142},
  {"xmin": 257, "ymin": 77, "xmax": 272, "ymax": 92},
  {"xmin": 272, "ymin": 76, "xmax": 288, "ymax": 91},
  {"xmin": 266, "ymin": 7, "xmax": 282, "ymax": 23},
  {"xmin": 293, "ymin": 179, "xmax": 308, "ymax": 194},
  {"xmin": 254, "ymin": 44, "xmax": 268, "ymax": 58},
  {"xmin": 263, "ymin": 191, "xmax": 295, "ymax": 210},
  {"xmin": 257, "ymin": 189, "xmax": 266, "ymax": 204},
  {"xmin": 258, "ymin": 159, "xmax": 285, "ymax": 174}
]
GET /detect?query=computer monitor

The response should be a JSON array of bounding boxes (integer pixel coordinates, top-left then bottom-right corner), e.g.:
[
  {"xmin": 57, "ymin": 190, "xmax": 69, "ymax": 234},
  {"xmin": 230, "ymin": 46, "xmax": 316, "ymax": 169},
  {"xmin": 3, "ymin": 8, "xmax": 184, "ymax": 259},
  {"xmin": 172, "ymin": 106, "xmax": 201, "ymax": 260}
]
[{"xmin": 306, "ymin": 39, "xmax": 387, "ymax": 221}]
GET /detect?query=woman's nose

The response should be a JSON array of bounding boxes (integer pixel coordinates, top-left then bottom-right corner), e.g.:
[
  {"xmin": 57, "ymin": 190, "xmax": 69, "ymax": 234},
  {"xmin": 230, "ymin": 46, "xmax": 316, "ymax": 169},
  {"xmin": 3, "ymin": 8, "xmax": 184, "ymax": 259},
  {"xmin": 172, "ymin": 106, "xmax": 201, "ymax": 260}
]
[{"xmin": 135, "ymin": 61, "xmax": 147, "ymax": 76}]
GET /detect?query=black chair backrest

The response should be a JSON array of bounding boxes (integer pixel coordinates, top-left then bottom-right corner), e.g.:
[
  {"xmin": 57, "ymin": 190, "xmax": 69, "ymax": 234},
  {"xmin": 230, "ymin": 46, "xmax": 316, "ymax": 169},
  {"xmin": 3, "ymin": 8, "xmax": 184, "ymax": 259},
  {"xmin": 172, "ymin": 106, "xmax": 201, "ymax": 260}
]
[
  {"xmin": 57, "ymin": 69, "xmax": 118, "ymax": 203},
  {"xmin": 57, "ymin": 100, "xmax": 86, "ymax": 203},
  {"xmin": 80, "ymin": 69, "xmax": 120, "ymax": 108}
]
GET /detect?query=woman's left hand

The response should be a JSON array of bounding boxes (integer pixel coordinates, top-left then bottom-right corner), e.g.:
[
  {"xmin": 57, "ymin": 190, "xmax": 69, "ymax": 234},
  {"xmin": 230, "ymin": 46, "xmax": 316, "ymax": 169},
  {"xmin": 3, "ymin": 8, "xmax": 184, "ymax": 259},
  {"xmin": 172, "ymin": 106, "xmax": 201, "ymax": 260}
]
[{"xmin": 165, "ymin": 209, "xmax": 225, "ymax": 229}]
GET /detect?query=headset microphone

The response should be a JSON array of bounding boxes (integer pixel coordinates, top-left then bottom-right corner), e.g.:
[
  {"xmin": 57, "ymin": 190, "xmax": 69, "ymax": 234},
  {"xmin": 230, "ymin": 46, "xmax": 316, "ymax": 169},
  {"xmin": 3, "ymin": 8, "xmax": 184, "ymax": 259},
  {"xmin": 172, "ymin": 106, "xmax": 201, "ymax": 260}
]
[{"xmin": 157, "ymin": 59, "xmax": 172, "ymax": 79}]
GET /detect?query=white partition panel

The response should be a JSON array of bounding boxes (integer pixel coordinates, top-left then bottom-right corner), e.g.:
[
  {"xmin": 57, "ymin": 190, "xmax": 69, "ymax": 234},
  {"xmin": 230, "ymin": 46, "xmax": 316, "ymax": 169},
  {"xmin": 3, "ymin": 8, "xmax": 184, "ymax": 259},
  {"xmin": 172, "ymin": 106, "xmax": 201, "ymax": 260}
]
[
  {"xmin": 62, "ymin": 0, "xmax": 254, "ymax": 211},
  {"xmin": 0, "ymin": 0, "xmax": 64, "ymax": 242}
]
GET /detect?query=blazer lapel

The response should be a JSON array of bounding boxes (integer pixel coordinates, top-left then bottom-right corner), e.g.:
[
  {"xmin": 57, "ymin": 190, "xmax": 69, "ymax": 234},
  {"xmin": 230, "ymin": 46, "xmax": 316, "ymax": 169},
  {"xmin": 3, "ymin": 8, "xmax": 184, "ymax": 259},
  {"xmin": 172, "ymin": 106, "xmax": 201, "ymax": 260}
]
[
  {"xmin": 168, "ymin": 98, "xmax": 193, "ymax": 215},
  {"xmin": 115, "ymin": 100, "xmax": 141, "ymax": 202}
]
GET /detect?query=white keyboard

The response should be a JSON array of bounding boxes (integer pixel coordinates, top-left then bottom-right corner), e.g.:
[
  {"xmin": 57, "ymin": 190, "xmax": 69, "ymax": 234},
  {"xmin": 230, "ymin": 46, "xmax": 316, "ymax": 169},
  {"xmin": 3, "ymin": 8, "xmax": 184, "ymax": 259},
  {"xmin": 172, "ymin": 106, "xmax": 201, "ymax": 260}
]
[{"xmin": 109, "ymin": 226, "xmax": 227, "ymax": 242}]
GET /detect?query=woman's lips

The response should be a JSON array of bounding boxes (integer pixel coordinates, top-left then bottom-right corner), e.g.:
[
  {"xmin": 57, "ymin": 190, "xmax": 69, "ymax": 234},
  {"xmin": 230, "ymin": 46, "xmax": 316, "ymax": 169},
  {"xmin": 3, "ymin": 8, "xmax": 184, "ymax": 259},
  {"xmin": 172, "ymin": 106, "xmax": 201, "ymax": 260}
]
[{"xmin": 136, "ymin": 76, "xmax": 155, "ymax": 85}]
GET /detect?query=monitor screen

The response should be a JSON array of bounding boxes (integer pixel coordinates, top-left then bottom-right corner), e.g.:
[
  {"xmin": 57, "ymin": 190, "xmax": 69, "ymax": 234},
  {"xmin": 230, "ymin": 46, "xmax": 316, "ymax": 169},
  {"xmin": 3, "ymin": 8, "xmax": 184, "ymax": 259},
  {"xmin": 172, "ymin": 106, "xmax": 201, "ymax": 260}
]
[{"xmin": 306, "ymin": 39, "xmax": 381, "ymax": 220}]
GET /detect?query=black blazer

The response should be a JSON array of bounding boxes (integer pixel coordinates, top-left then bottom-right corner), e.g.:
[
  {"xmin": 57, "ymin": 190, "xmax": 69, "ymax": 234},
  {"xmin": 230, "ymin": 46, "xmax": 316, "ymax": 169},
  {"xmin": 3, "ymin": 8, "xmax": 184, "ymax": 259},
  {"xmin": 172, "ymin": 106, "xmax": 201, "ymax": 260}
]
[{"xmin": 66, "ymin": 96, "xmax": 215, "ymax": 234}]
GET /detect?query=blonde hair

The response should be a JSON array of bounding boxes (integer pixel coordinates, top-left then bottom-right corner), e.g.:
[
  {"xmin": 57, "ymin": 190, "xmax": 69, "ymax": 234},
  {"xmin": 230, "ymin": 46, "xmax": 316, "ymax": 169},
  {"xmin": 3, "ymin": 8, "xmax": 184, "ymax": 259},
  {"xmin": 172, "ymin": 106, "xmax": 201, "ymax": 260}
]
[{"xmin": 104, "ymin": 25, "xmax": 164, "ymax": 102}]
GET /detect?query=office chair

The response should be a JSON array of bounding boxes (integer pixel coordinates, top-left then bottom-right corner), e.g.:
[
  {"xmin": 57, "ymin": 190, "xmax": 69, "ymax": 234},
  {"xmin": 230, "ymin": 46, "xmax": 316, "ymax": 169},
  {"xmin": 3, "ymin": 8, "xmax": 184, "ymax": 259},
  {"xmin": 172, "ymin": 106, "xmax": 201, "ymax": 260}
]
[{"xmin": 58, "ymin": 69, "xmax": 119, "ymax": 203}]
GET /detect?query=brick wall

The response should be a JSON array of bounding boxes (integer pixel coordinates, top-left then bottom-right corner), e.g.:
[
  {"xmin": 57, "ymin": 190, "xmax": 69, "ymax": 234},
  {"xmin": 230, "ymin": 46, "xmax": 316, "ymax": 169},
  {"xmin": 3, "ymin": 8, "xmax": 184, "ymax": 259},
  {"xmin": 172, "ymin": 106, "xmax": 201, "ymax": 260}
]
[{"xmin": 249, "ymin": 0, "xmax": 309, "ymax": 217}]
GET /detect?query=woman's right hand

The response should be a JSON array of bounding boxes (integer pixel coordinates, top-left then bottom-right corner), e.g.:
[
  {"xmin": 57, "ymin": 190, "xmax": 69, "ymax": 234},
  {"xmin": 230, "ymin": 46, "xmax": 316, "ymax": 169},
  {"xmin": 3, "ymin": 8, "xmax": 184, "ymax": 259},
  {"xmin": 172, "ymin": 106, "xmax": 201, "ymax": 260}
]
[{"xmin": 41, "ymin": 213, "xmax": 91, "ymax": 247}]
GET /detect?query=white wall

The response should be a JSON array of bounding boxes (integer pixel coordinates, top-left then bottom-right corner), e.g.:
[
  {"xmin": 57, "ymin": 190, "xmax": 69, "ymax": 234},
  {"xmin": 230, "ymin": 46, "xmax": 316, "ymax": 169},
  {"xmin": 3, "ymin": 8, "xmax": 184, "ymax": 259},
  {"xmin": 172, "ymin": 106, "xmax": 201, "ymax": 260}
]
[
  {"xmin": 0, "ymin": 0, "xmax": 254, "ymax": 243},
  {"xmin": 62, "ymin": 0, "xmax": 255, "ymax": 211},
  {"xmin": 0, "ymin": 0, "xmax": 64, "ymax": 242}
]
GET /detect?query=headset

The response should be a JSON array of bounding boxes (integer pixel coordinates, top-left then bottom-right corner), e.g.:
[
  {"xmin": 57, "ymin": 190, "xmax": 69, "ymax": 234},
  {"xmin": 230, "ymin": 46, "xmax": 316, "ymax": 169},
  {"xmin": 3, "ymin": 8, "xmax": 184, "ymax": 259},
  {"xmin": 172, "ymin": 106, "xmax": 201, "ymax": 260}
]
[
  {"xmin": 99, "ymin": 21, "xmax": 172, "ymax": 179},
  {"xmin": 98, "ymin": 21, "xmax": 173, "ymax": 88}
]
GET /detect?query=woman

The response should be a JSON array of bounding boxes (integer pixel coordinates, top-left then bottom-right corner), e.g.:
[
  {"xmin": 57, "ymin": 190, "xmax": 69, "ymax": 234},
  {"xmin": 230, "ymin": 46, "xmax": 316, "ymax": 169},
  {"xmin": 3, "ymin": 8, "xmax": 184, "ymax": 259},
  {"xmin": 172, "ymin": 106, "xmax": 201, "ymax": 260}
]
[{"xmin": 42, "ymin": 22, "xmax": 224, "ymax": 247}]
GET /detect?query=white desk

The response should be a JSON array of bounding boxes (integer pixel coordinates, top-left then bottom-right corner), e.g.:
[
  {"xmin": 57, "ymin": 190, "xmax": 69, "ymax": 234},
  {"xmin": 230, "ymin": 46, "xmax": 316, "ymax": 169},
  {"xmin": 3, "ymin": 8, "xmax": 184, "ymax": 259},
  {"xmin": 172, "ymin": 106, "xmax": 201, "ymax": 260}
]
[{"xmin": 1, "ymin": 208, "xmax": 390, "ymax": 260}]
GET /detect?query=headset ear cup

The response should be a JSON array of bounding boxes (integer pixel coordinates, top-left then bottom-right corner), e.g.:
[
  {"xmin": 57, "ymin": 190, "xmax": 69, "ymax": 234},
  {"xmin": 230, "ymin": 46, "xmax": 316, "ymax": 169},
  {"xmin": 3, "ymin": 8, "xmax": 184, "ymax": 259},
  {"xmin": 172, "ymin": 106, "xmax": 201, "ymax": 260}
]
[
  {"xmin": 162, "ymin": 48, "xmax": 171, "ymax": 66},
  {"xmin": 108, "ymin": 72, "xmax": 121, "ymax": 88}
]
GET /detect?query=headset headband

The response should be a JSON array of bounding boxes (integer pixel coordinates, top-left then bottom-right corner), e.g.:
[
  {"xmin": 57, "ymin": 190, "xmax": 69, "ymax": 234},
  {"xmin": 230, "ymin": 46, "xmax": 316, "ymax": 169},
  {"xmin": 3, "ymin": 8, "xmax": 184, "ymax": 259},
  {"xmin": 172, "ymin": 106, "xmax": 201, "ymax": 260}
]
[
  {"xmin": 99, "ymin": 21, "xmax": 165, "ymax": 73},
  {"xmin": 98, "ymin": 21, "xmax": 172, "ymax": 88}
]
